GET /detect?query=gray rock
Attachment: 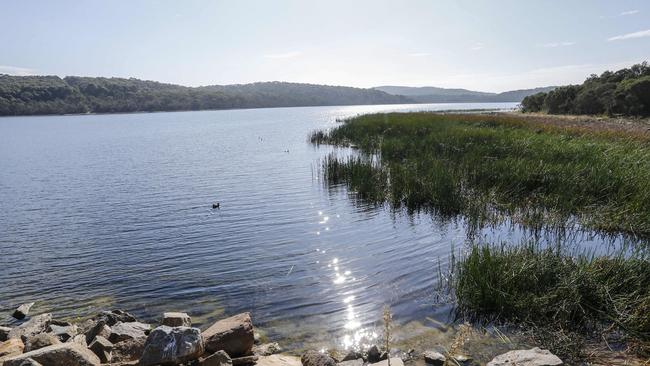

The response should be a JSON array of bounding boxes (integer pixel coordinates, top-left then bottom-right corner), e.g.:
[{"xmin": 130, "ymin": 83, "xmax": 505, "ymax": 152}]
[
  {"xmin": 110, "ymin": 336, "xmax": 146, "ymax": 363},
  {"xmin": 8, "ymin": 314, "xmax": 51, "ymax": 341},
  {"xmin": 139, "ymin": 325, "xmax": 204, "ymax": 366},
  {"xmin": 423, "ymin": 350, "xmax": 445, "ymax": 366},
  {"xmin": 233, "ymin": 355, "xmax": 259, "ymax": 366},
  {"xmin": 162, "ymin": 312, "xmax": 192, "ymax": 327},
  {"xmin": 0, "ymin": 326, "xmax": 11, "ymax": 342},
  {"xmin": 25, "ymin": 333, "xmax": 61, "ymax": 352},
  {"xmin": 0, "ymin": 338, "xmax": 25, "ymax": 358},
  {"xmin": 254, "ymin": 342, "xmax": 282, "ymax": 356},
  {"xmin": 88, "ymin": 335, "xmax": 112, "ymax": 364},
  {"xmin": 301, "ymin": 350, "xmax": 336, "ymax": 366},
  {"xmin": 96, "ymin": 310, "xmax": 137, "ymax": 326},
  {"xmin": 487, "ymin": 348, "xmax": 563, "ymax": 366},
  {"xmin": 108, "ymin": 321, "xmax": 150, "ymax": 343},
  {"xmin": 201, "ymin": 350, "xmax": 232, "ymax": 366},
  {"xmin": 369, "ymin": 359, "xmax": 404, "ymax": 366},
  {"xmin": 2, "ymin": 343, "xmax": 101, "ymax": 366},
  {"xmin": 203, "ymin": 312, "xmax": 255, "ymax": 357},
  {"xmin": 367, "ymin": 346, "xmax": 385, "ymax": 363},
  {"xmin": 338, "ymin": 359, "xmax": 363, "ymax": 366},
  {"xmin": 257, "ymin": 355, "xmax": 302, "ymax": 366},
  {"xmin": 341, "ymin": 351, "xmax": 363, "ymax": 362},
  {"xmin": 84, "ymin": 320, "xmax": 111, "ymax": 345},
  {"xmin": 12, "ymin": 303, "xmax": 35, "ymax": 320},
  {"xmin": 47, "ymin": 321, "xmax": 77, "ymax": 342},
  {"xmin": 16, "ymin": 358, "xmax": 42, "ymax": 366}
]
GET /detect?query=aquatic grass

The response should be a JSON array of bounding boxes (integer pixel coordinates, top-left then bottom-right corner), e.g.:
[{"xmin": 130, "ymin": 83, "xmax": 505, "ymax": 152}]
[
  {"xmin": 453, "ymin": 242, "xmax": 650, "ymax": 358},
  {"xmin": 310, "ymin": 112, "xmax": 650, "ymax": 236}
]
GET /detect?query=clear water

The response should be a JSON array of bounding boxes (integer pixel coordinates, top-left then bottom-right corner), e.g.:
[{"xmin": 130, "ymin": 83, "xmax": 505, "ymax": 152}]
[{"xmin": 0, "ymin": 102, "xmax": 629, "ymax": 352}]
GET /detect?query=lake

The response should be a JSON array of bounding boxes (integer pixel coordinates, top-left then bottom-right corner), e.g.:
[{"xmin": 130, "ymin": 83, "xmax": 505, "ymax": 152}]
[{"xmin": 0, "ymin": 102, "xmax": 625, "ymax": 351}]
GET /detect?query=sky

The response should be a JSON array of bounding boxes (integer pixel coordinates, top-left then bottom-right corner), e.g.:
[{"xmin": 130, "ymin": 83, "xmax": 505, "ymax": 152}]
[{"xmin": 1, "ymin": 0, "xmax": 649, "ymax": 92}]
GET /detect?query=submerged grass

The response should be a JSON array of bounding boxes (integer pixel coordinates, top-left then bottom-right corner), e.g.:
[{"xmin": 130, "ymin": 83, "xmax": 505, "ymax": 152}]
[{"xmin": 311, "ymin": 112, "xmax": 650, "ymax": 236}]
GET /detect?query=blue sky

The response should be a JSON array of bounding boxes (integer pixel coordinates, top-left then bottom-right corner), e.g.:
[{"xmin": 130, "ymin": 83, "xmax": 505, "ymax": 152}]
[{"xmin": 1, "ymin": 0, "xmax": 649, "ymax": 92}]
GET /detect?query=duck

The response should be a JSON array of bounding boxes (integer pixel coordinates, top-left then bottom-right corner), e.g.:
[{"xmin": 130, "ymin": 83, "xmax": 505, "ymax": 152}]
[{"xmin": 212, "ymin": 202, "xmax": 220, "ymax": 209}]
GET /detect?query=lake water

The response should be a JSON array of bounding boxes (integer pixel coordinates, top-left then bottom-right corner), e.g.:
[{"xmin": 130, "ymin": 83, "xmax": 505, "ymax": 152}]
[{"xmin": 0, "ymin": 102, "xmax": 627, "ymax": 352}]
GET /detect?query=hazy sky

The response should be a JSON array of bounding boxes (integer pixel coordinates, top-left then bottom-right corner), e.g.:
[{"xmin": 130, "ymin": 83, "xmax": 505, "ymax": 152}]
[{"xmin": 2, "ymin": 0, "xmax": 649, "ymax": 92}]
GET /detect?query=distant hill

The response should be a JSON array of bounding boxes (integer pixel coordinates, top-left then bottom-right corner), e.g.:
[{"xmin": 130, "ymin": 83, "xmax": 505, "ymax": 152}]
[
  {"xmin": 0, "ymin": 76, "xmax": 411, "ymax": 116},
  {"xmin": 374, "ymin": 85, "xmax": 557, "ymax": 103}
]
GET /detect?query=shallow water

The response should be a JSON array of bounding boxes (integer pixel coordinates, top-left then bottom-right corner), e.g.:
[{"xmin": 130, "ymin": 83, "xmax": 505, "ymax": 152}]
[{"xmin": 0, "ymin": 102, "xmax": 632, "ymax": 352}]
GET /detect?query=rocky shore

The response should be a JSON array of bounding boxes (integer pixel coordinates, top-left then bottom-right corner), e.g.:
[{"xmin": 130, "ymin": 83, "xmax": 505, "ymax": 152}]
[{"xmin": 0, "ymin": 305, "xmax": 563, "ymax": 366}]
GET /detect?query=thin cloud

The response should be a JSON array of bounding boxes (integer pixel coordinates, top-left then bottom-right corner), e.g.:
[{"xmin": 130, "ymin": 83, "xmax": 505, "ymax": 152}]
[
  {"xmin": 469, "ymin": 43, "xmax": 484, "ymax": 51},
  {"xmin": 408, "ymin": 52, "xmax": 431, "ymax": 57},
  {"xmin": 607, "ymin": 29, "xmax": 650, "ymax": 42},
  {"xmin": 0, "ymin": 65, "xmax": 36, "ymax": 76},
  {"xmin": 263, "ymin": 51, "xmax": 302, "ymax": 59},
  {"xmin": 620, "ymin": 10, "xmax": 639, "ymax": 16},
  {"xmin": 540, "ymin": 42, "xmax": 576, "ymax": 48}
]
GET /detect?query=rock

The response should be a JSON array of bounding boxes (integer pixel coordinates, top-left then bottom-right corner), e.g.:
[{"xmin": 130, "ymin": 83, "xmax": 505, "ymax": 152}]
[
  {"xmin": 369, "ymin": 359, "xmax": 404, "ymax": 366},
  {"xmin": 366, "ymin": 346, "xmax": 385, "ymax": 363},
  {"xmin": 84, "ymin": 320, "xmax": 111, "ymax": 344},
  {"xmin": 451, "ymin": 354, "xmax": 472, "ymax": 364},
  {"xmin": 254, "ymin": 342, "xmax": 282, "ymax": 356},
  {"xmin": 139, "ymin": 326, "xmax": 204, "ymax": 366},
  {"xmin": 108, "ymin": 321, "xmax": 150, "ymax": 343},
  {"xmin": 71, "ymin": 334, "xmax": 87, "ymax": 347},
  {"xmin": 0, "ymin": 338, "xmax": 25, "ymax": 358},
  {"xmin": 7, "ymin": 314, "xmax": 51, "ymax": 341},
  {"xmin": 338, "ymin": 359, "xmax": 363, "ymax": 366},
  {"xmin": 16, "ymin": 358, "xmax": 42, "ymax": 366},
  {"xmin": 487, "ymin": 348, "xmax": 563, "ymax": 366},
  {"xmin": 110, "ymin": 336, "xmax": 146, "ymax": 363},
  {"xmin": 0, "ymin": 326, "xmax": 12, "ymax": 342},
  {"xmin": 257, "ymin": 355, "xmax": 302, "ymax": 366},
  {"xmin": 25, "ymin": 333, "xmax": 61, "ymax": 352},
  {"xmin": 96, "ymin": 310, "xmax": 137, "ymax": 326},
  {"xmin": 341, "ymin": 351, "xmax": 363, "ymax": 362},
  {"xmin": 162, "ymin": 312, "xmax": 192, "ymax": 327},
  {"xmin": 301, "ymin": 350, "xmax": 336, "ymax": 366},
  {"xmin": 423, "ymin": 350, "xmax": 445, "ymax": 366},
  {"xmin": 47, "ymin": 321, "xmax": 77, "ymax": 342},
  {"xmin": 254, "ymin": 332, "xmax": 261, "ymax": 345},
  {"xmin": 201, "ymin": 350, "xmax": 232, "ymax": 366},
  {"xmin": 2, "ymin": 343, "xmax": 100, "ymax": 366},
  {"xmin": 88, "ymin": 335, "xmax": 112, "ymax": 364},
  {"xmin": 203, "ymin": 312, "xmax": 255, "ymax": 357},
  {"xmin": 233, "ymin": 355, "xmax": 259, "ymax": 366},
  {"xmin": 12, "ymin": 303, "xmax": 35, "ymax": 320}
]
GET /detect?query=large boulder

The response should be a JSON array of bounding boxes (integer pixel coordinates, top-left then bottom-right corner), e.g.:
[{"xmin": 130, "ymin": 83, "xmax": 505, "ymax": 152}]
[
  {"xmin": 0, "ymin": 338, "xmax": 25, "ymax": 358},
  {"xmin": 110, "ymin": 336, "xmax": 147, "ymax": 363},
  {"xmin": 47, "ymin": 320, "xmax": 77, "ymax": 342},
  {"xmin": 487, "ymin": 348, "xmax": 563, "ymax": 366},
  {"xmin": 12, "ymin": 303, "xmax": 35, "ymax": 320},
  {"xmin": 14, "ymin": 358, "xmax": 42, "ymax": 366},
  {"xmin": 0, "ymin": 326, "xmax": 11, "ymax": 341},
  {"xmin": 203, "ymin": 313, "xmax": 254, "ymax": 356},
  {"xmin": 301, "ymin": 350, "xmax": 336, "ymax": 366},
  {"xmin": 7, "ymin": 314, "xmax": 51, "ymax": 341},
  {"xmin": 84, "ymin": 320, "xmax": 111, "ymax": 345},
  {"xmin": 139, "ymin": 326, "xmax": 204, "ymax": 366},
  {"xmin": 162, "ymin": 312, "xmax": 192, "ymax": 327},
  {"xmin": 2, "ymin": 343, "xmax": 100, "ymax": 366},
  {"xmin": 201, "ymin": 350, "xmax": 233, "ymax": 366},
  {"xmin": 108, "ymin": 321, "xmax": 150, "ymax": 343},
  {"xmin": 24, "ymin": 333, "xmax": 61, "ymax": 352}
]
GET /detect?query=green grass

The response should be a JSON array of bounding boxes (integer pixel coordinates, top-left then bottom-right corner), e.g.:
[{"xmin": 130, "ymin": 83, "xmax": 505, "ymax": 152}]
[
  {"xmin": 311, "ymin": 112, "xmax": 650, "ymax": 236},
  {"xmin": 453, "ymin": 242, "xmax": 650, "ymax": 358}
]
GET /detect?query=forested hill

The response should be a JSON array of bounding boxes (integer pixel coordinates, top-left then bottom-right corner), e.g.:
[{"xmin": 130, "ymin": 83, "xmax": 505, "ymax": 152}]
[
  {"xmin": 0, "ymin": 76, "xmax": 412, "ymax": 116},
  {"xmin": 374, "ymin": 85, "xmax": 556, "ymax": 103}
]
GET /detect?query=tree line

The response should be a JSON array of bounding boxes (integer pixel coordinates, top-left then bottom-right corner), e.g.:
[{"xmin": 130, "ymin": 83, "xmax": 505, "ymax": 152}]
[
  {"xmin": 521, "ymin": 62, "xmax": 650, "ymax": 116},
  {"xmin": 0, "ymin": 76, "xmax": 411, "ymax": 116}
]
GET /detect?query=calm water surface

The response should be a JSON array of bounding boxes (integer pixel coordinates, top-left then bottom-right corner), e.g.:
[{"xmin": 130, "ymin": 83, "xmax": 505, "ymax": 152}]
[{"xmin": 0, "ymin": 102, "xmax": 625, "ymax": 351}]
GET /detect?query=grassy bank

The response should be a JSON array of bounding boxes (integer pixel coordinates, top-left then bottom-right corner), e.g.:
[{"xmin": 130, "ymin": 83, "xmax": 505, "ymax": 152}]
[
  {"xmin": 454, "ymin": 242, "xmax": 649, "ymax": 359},
  {"xmin": 311, "ymin": 112, "xmax": 650, "ymax": 236}
]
